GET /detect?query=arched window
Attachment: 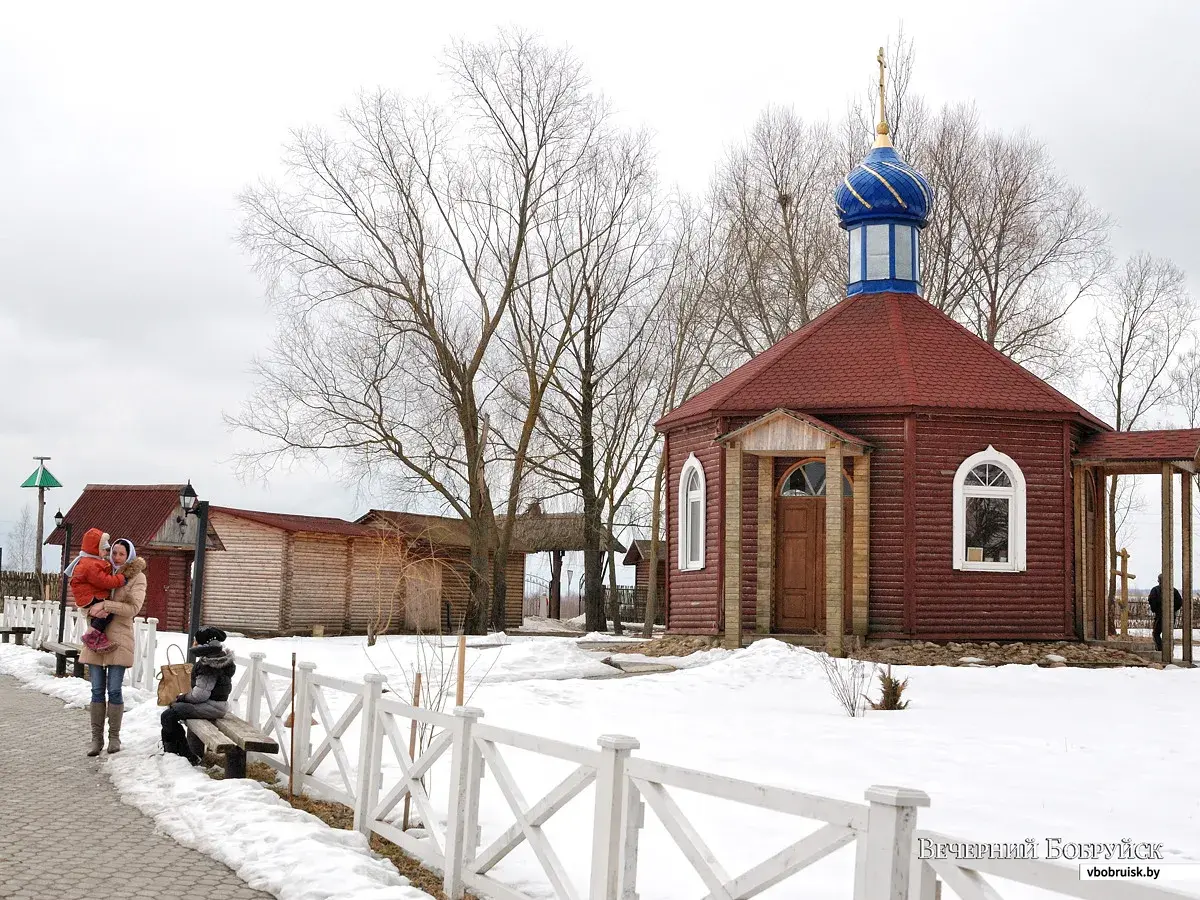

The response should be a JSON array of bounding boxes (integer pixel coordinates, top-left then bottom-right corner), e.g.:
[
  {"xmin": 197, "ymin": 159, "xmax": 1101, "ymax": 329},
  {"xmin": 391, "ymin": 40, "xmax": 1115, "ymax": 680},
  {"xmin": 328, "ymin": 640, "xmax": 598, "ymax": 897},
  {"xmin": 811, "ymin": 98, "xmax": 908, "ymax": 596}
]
[
  {"xmin": 678, "ymin": 453, "xmax": 706, "ymax": 570},
  {"xmin": 779, "ymin": 460, "xmax": 853, "ymax": 497},
  {"xmin": 952, "ymin": 446, "xmax": 1027, "ymax": 572}
]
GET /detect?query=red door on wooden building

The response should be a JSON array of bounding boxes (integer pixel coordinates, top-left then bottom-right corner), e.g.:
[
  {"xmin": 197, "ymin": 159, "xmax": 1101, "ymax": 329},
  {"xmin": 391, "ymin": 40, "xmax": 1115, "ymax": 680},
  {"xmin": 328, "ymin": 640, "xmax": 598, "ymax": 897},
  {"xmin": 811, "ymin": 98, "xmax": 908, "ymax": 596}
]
[
  {"xmin": 142, "ymin": 554, "xmax": 170, "ymax": 624},
  {"xmin": 775, "ymin": 460, "xmax": 853, "ymax": 633}
]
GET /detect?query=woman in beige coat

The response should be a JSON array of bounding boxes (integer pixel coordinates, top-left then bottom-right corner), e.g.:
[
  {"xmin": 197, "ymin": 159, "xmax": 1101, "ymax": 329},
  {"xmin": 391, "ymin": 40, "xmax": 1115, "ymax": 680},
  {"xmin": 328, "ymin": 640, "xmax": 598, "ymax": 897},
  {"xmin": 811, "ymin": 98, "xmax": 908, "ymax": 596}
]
[{"xmin": 80, "ymin": 538, "xmax": 147, "ymax": 756}]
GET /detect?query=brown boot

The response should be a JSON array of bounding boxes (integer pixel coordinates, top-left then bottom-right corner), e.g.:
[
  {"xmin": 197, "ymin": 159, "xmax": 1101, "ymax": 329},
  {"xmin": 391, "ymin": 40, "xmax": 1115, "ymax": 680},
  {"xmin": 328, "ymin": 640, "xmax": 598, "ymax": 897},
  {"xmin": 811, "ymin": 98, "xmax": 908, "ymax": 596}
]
[
  {"xmin": 106, "ymin": 704, "xmax": 124, "ymax": 754},
  {"xmin": 88, "ymin": 702, "xmax": 106, "ymax": 757}
]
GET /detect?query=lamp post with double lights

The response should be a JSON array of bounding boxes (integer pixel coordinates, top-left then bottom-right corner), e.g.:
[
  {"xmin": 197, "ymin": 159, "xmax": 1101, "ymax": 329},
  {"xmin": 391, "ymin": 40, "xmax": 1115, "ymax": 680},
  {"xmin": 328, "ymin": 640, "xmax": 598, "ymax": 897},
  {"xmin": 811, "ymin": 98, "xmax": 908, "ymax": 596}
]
[
  {"xmin": 53, "ymin": 509, "xmax": 73, "ymax": 644},
  {"xmin": 180, "ymin": 481, "xmax": 210, "ymax": 662}
]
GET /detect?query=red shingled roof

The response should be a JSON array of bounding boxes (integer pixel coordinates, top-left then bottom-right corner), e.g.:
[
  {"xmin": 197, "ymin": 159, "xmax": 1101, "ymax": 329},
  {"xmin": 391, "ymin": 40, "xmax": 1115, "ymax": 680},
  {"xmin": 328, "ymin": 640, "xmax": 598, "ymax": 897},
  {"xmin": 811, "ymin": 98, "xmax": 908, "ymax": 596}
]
[
  {"xmin": 212, "ymin": 507, "xmax": 375, "ymax": 537},
  {"xmin": 1076, "ymin": 429, "xmax": 1200, "ymax": 463},
  {"xmin": 45, "ymin": 484, "xmax": 185, "ymax": 550},
  {"xmin": 657, "ymin": 292, "xmax": 1110, "ymax": 431}
]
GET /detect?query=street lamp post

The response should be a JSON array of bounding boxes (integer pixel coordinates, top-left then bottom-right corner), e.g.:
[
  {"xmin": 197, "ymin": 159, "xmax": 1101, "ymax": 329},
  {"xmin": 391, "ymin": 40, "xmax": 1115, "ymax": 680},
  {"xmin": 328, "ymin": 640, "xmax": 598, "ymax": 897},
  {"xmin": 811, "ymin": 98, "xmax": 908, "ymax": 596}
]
[
  {"xmin": 53, "ymin": 510, "xmax": 73, "ymax": 644},
  {"xmin": 180, "ymin": 481, "xmax": 209, "ymax": 662}
]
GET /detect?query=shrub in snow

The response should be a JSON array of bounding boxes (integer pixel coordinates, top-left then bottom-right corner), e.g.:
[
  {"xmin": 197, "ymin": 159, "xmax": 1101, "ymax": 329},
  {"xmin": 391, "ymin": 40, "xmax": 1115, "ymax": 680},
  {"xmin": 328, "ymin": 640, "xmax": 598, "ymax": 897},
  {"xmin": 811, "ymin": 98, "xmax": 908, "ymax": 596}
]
[
  {"xmin": 816, "ymin": 653, "xmax": 876, "ymax": 717},
  {"xmin": 868, "ymin": 665, "xmax": 910, "ymax": 711}
]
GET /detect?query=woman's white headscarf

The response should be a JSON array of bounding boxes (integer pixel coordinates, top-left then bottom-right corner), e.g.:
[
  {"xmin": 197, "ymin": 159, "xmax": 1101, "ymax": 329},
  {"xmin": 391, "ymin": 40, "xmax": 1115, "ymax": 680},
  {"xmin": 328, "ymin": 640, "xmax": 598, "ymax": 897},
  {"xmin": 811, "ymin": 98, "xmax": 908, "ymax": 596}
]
[{"xmin": 111, "ymin": 538, "xmax": 137, "ymax": 572}]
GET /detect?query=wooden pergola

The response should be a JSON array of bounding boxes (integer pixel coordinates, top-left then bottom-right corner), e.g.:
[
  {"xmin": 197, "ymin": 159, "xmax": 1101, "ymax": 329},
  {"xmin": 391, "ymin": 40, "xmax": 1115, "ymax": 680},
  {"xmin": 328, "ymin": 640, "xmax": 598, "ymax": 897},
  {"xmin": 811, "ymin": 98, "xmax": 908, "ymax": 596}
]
[
  {"xmin": 718, "ymin": 410, "xmax": 872, "ymax": 655},
  {"xmin": 1074, "ymin": 428, "xmax": 1200, "ymax": 666}
]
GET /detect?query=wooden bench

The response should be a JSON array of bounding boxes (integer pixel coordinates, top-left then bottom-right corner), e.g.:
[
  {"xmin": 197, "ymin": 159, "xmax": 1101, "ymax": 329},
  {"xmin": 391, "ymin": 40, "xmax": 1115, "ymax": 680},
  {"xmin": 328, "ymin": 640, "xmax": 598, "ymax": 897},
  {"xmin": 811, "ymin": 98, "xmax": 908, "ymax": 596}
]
[
  {"xmin": 42, "ymin": 641, "xmax": 85, "ymax": 678},
  {"xmin": 184, "ymin": 714, "xmax": 279, "ymax": 779},
  {"xmin": 0, "ymin": 626, "xmax": 35, "ymax": 646}
]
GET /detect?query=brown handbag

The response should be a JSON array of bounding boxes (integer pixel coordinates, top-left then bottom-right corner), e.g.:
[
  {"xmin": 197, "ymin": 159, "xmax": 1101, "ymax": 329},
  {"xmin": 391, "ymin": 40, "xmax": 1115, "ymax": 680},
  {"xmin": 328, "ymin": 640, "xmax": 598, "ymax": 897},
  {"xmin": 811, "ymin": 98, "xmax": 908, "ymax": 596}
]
[{"xmin": 156, "ymin": 644, "xmax": 192, "ymax": 706}]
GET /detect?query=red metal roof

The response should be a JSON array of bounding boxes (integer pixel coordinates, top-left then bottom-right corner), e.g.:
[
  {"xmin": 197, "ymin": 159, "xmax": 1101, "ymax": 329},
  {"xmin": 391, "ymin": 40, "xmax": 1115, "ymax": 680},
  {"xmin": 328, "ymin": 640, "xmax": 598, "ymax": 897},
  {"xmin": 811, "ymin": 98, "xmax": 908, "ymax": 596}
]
[
  {"xmin": 45, "ymin": 484, "xmax": 185, "ymax": 550},
  {"xmin": 1076, "ymin": 429, "xmax": 1200, "ymax": 463},
  {"xmin": 212, "ymin": 507, "xmax": 375, "ymax": 537},
  {"xmin": 657, "ymin": 292, "xmax": 1110, "ymax": 432}
]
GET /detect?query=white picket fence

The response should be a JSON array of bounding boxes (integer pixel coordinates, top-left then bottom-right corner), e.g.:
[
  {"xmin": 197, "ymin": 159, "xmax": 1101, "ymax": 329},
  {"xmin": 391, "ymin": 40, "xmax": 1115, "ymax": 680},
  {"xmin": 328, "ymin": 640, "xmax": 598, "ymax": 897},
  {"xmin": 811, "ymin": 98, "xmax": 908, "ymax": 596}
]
[
  {"xmin": 203, "ymin": 651, "xmax": 1200, "ymax": 900},
  {"xmin": 4, "ymin": 610, "xmax": 1195, "ymax": 900},
  {"xmin": 2, "ymin": 596, "xmax": 158, "ymax": 691}
]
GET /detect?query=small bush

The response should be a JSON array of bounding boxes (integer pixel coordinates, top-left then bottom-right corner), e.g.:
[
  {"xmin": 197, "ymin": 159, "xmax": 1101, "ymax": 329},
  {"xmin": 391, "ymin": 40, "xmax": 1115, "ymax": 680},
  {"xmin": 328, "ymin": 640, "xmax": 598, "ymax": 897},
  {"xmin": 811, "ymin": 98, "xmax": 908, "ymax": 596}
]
[
  {"xmin": 817, "ymin": 653, "xmax": 877, "ymax": 717},
  {"xmin": 869, "ymin": 665, "xmax": 910, "ymax": 711}
]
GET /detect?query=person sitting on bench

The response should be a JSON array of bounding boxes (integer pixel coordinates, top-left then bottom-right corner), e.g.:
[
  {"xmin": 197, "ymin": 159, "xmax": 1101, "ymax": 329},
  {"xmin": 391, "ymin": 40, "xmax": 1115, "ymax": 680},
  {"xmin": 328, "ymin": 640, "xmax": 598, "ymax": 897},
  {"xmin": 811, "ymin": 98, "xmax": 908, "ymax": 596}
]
[{"xmin": 161, "ymin": 628, "xmax": 236, "ymax": 765}]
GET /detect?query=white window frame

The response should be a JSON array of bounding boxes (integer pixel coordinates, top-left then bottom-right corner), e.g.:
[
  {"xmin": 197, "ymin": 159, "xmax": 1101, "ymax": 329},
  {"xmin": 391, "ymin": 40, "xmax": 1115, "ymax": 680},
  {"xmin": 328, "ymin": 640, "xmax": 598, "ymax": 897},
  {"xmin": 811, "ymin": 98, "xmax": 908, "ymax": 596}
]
[
  {"xmin": 678, "ymin": 452, "xmax": 706, "ymax": 571},
  {"xmin": 952, "ymin": 445, "xmax": 1027, "ymax": 572}
]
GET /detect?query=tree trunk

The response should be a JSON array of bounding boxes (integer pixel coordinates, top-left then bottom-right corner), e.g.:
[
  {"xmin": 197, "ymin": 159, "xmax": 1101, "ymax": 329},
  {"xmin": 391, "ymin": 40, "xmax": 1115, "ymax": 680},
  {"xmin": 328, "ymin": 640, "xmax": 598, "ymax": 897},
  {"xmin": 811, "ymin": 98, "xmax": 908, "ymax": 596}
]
[
  {"xmin": 490, "ymin": 550, "xmax": 508, "ymax": 632},
  {"xmin": 607, "ymin": 546, "xmax": 623, "ymax": 636},
  {"xmin": 548, "ymin": 550, "xmax": 563, "ymax": 619},
  {"xmin": 644, "ymin": 453, "xmax": 666, "ymax": 638},
  {"xmin": 580, "ymin": 330, "xmax": 606, "ymax": 633}
]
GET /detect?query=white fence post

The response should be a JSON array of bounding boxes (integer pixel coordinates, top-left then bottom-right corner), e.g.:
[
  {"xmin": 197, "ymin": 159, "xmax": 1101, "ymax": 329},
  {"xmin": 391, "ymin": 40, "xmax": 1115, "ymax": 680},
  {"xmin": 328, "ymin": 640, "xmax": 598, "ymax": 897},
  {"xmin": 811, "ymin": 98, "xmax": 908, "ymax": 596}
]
[
  {"xmin": 142, "ymin": 618, "xmax": 158, "ymax": 691},
  {"xmin": 590, "ymin": 734, "xmax": 641, "ymax": 900},
  {"xmin": 857, "ymin": 785, "xmax": 930, "ymax": 900},
  {"xmin": 352, "ymin": 673, "xmax": 386, "ymax": 835},
  {"xmin": 246, "ymin": 652, "xmax": 266, "ymax": 728},
  {"xmin": 293, "ymin": 661, "xmax": 317, "ymax": 798},
  {"xmin": 131, "ymin": 618, "xmax": 145, "ymax": 686},
  {"xmin": 443, "ymin": 706, "xmax": 485, "ymax": 900}
]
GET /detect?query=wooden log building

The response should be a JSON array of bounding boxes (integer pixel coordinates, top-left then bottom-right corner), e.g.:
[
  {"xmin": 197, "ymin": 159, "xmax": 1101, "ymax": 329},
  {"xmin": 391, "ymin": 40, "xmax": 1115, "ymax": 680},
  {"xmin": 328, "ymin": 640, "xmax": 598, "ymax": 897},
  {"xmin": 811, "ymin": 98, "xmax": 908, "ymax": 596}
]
[{"xmin": 656, "ymin": 77, "xmax": 1199, "ymax": 664}]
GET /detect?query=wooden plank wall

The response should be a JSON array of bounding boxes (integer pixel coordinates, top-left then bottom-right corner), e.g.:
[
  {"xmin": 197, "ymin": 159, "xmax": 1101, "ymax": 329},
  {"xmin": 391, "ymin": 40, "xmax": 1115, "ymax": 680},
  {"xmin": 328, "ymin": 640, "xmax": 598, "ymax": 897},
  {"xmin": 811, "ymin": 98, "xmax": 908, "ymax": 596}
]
[
  {"xmin": 912, "ymin": 415, "xmax": 1070, "ymax": 639},
  {"xmin": 201, "ymin": 512, "xmax": 285, "ymax": 635},
  {"xmin": 348, "ymin": 537, "xmax": 408, "ymax": 634},
  {"xmin": 289, "ymin": 534, "xmax": 352, "ymax": 632},
  {"xmin": 664, "ymin": 418, "xmax": 724, "ymax": 634}
]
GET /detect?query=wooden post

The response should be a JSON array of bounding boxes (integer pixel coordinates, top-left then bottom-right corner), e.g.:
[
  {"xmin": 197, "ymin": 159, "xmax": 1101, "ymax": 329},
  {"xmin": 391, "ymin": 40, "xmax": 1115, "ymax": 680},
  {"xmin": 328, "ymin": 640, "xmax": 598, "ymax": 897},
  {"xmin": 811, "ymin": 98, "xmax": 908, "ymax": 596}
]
[
  {"xmin": 1075, "ymin": 465, "xmax": 1094, "ymax": 643},
  {"xmin": 755, "ymin": 455, "xmax": 773, "ymax": 635},
  {"xmin": 1162, "ymin": 463, "xmax": 1175, "ymax": 665},
  {"xmin": 1109, "ymin": 550, "xmax": 1134, "ymax": 640},
  {"xmin": 859, "ymin": 785, "xmax": 930, "ymax": 900},
  {"xmin": 292, "ymin": 661, "xmax": 316, "ymax": 799},
  {"xmin": 825, "ymin": 443, "xmax": 845, "ymax": 656},
  {"xmin": 443, "ymin": 706, "xmax": 485, "ymax": 899},
  {"xmin": 852, "ymin": 453, "xmax": 871, "ymax": 639},
  {"xmin": 723, "ymin": 444, "xmax": 744, "ymax": 649},
  {"xmin": 288, "ymin": 652, "xmax": 297, "ymax": 800},
  {"xmin": 455, "ymin": 631, "xmax": 466, "ymax": 707},
  {"xmin": 589, "ymin": 734, "xmax": 641, "ymax": 900},
  {"xmin": 1182, "ymin": 471, "xmax": 1193, "ymax": 666},
  {"xmin": 352, "ymin": 673, "xmax": 386, "ymax": 835},
  {"xmin": 402, "ymin": 673, "xmax": 422, "ymax": 831}
]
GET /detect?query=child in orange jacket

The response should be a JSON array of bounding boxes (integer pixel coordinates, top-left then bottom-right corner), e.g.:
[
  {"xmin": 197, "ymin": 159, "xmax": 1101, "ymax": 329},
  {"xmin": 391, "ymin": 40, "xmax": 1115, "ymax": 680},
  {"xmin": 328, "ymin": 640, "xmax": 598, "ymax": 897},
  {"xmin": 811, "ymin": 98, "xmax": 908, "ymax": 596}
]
[{"xmin": 66, "ymin": 528, "xmax": 127, "ymax": 653}]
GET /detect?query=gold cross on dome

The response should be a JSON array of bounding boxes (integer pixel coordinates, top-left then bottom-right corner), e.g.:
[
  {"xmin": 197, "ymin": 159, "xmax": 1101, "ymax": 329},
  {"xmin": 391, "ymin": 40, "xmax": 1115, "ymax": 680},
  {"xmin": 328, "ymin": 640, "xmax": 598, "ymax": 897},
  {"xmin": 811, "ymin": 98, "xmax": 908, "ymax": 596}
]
[{"xmin": 874, "ymin": 47, "xmax": 892, "ymax": 147}]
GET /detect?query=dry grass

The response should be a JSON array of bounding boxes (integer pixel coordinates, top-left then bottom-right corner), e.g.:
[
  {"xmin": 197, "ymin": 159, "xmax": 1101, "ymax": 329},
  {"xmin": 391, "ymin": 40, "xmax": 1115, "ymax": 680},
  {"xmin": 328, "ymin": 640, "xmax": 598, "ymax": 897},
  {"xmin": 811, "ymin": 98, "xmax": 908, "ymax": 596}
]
[{"xmin": 201, "ymin": 760, "xmax": 474, "ymax": 899}]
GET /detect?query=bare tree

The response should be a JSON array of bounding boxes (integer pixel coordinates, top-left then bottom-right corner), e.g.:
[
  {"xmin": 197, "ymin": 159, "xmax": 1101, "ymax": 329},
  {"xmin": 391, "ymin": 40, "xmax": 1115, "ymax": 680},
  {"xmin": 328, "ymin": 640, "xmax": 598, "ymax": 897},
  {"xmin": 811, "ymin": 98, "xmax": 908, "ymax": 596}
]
[
  {"xmin": 1089, "ymin": 252, "xmax": 1196, "ymax": 609},
  {"xmin": 954, "ymin": 129, "xmax": 1110, "ymax": 380},
  {"xmin": 4, "ymin": 505, "xmax": 35, "ymax": 572},
  {"xmin": 1173, "ymin": 346, "xmax": 1200, "ymax": 428},
  {"xmin": 234, "ymin": 31, "xmax": 609, "ymax": 633},
  {"xmin": 640, "ymin": 200, "xmax": 727, "ymax": 637},
  {"xmin": 517, "ymin": 129, "xmax": 668, "ymax": 632},
  {"xmin": 710, "ymin": 106, "xmax": 842, "ymax": 359}
]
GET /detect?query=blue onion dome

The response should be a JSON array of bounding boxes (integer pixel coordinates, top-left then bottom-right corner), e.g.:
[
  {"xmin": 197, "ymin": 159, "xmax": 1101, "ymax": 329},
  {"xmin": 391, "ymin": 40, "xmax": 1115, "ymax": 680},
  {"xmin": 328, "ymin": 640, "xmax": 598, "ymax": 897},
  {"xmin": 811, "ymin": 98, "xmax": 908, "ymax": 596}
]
[{"xmin": 834, "ymin": 142, "xmax": 932, "ymax": 230}]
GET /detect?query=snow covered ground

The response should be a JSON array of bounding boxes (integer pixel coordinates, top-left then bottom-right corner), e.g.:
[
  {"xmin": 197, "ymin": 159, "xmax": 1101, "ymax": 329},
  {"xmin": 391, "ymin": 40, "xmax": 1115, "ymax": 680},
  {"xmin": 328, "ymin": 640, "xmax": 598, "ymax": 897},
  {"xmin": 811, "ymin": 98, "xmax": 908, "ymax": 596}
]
[{"xmin": 5, "ymin": 633, "xmax": 1200, "ymax": 900}]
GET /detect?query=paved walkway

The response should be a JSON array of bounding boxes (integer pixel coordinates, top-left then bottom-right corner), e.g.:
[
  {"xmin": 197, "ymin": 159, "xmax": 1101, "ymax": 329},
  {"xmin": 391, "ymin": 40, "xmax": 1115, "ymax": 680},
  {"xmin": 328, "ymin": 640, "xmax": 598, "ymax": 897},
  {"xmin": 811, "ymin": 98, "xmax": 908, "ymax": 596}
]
[{"xmin": 0, "ymin": 675, "xmax": 271, "ymax": 900}]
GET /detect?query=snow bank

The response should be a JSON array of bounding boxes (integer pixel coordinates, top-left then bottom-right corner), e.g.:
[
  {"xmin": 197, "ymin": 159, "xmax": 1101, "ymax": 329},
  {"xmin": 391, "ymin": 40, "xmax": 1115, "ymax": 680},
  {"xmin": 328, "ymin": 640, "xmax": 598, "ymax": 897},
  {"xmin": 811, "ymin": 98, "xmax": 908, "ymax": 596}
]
[{"xmin": 0, "ymin": 644, "xmax": 431, "ymax": 900}]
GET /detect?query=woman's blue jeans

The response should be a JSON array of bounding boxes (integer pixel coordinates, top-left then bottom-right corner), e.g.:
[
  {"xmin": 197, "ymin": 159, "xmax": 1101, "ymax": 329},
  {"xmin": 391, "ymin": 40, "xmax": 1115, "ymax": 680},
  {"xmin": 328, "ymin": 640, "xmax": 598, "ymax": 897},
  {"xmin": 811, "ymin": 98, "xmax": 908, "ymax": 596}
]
[{"xmin": 89, "ymin": 664, "xmax": 126, "ymax": 705}]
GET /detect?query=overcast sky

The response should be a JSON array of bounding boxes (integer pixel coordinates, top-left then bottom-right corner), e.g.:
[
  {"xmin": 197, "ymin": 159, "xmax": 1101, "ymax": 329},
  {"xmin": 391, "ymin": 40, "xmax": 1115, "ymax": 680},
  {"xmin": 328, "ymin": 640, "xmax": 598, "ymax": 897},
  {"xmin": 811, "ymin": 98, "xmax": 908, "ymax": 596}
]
[{"xmin": 2, "ymin": 1, "xmax": 1197, "ymax": 585}]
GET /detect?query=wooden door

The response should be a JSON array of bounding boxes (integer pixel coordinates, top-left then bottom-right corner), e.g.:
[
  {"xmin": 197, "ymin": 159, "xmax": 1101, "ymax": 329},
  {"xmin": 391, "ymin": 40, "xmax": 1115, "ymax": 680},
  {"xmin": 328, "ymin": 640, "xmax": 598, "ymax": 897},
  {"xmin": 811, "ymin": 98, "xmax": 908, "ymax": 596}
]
[
  {"xmin": 776, "ymin": 498, "xmax": 853, "ymax": 633},
  {"xmin": 142, "ymin": 554, "xmax": 169, "ymax": 624}
]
